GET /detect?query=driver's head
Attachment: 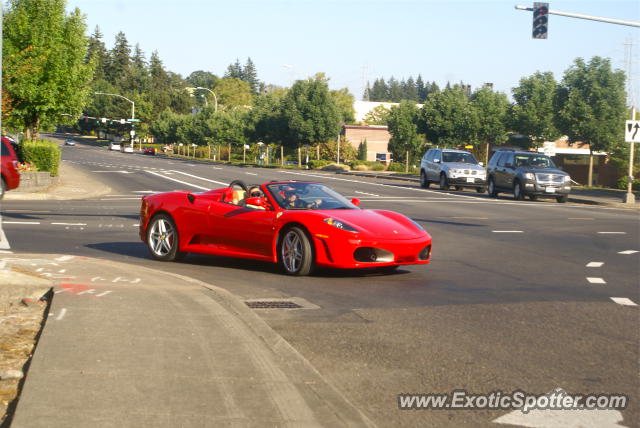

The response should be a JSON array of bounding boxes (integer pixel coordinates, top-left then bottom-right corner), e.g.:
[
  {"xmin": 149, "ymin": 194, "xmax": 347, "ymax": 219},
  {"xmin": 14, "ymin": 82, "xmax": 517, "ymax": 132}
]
[
  {"xmin": 284, "ymin": 190, "xmax": 297, "ymax": 200},
  {"xmin": 248, "ymin": 186, "xmax": 262, "ymax": 198}
]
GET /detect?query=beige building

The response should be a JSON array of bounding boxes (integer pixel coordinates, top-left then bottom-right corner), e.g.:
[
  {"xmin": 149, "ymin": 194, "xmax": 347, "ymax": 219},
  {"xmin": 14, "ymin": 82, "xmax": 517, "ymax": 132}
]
[{"xmin": 342, "ymin": 125, "xmax": 392, "ymax": 162}]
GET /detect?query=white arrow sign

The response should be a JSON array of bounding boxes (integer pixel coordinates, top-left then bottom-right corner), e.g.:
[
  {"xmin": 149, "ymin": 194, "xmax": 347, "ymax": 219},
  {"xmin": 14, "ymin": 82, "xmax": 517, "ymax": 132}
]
[{"xmin": 625, "ymin": 120, "xmax": 640, "ymax": 143}]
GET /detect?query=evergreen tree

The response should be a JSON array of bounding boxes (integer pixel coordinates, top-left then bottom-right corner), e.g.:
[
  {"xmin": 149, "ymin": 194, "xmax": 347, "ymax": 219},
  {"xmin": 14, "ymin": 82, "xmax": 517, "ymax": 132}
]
[
  {"xmin": 416, "ymin": 75, "xmax": 426, "ymax": 102},
  {"xmin": 369, "ymin": 78, "xmax": 388, "ymax": 101},
  {"xmin": 86, "ymin": 26, "xmax": 107, "ymax": 82},
  {"xmin": 105, "ymin": 32, "xmax": 132, "ymax": 88},
  {"xmin": 404, "ymin": 77, "xmax": 418, "ymax": 101},
  {"xmin": 243, "ymin": 57, "xmax": 260, "ymax": 94},
  {"xmin": 388, "ymin": 77, "xmax": 403, "ymax": 102},
  {"xmin": 224, "ymin": 59, "xmax": 243, "ymax": 79}
]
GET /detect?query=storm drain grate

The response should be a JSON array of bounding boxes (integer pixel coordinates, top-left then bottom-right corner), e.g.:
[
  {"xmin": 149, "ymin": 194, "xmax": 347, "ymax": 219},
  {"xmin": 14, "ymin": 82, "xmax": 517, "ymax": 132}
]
[{"xmin": 245, "ymin": 300, "xmax": 303, "ymax": 309}]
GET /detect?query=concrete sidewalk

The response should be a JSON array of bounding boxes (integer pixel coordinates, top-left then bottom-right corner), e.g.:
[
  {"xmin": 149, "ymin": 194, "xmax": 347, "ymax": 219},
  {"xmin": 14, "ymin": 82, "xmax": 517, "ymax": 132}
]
[
  {"xmin": 4, "ymin": 161, "xmax": 112, "ymax": 201},
  {"xmin": 2, "ymin": 254, "xmax": 373, "ymax": 427}
]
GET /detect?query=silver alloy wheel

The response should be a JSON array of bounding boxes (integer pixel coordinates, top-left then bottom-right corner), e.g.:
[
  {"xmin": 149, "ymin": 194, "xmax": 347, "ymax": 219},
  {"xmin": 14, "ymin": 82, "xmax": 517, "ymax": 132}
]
[
  {"xmin": 281, "ymin": 230, "xmax": 303, "ymax": 273},
  {"xmin": 149, "ymin": 218, "xmax": 175, "ymax": 257}
]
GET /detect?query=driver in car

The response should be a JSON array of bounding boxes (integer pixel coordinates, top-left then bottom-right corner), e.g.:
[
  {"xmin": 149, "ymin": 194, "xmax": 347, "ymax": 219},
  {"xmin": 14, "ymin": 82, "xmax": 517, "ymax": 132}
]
[{"xmin": 284, "ymin": 189, "xmax": 322, "ymax": 209}]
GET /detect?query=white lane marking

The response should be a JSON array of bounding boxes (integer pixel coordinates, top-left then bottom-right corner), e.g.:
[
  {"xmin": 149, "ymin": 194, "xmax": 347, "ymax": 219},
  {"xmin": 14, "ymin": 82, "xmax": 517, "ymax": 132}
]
[
  {"xmin": 0, "ymin": 216, "xmax": 11, "ymax": 250},
  {"xmin": 132, "ymin": 223, "xmax": 139, "ymax": 227},
  {"xmin": 91, "ymin": 170, "xmax": 134, "ymax": 174},
  {"xmin": 245, "ymin": 172, "xmax": 258, "ymax": 176},
  {"xmin": 170, "ymin": 170, "xmax": 227, "ymax": 185},
  {"xmin": 586, "ymin": 262, "xmax": 604, "ymax": 267},
  {"xmin": 55, "ymin": 308, "xmax": 67, "ymax": 321},
  {"xmin": 212, "ymin": 167, "xmax": 222, "ymax": 170},
  {"xmin": 618, "ymin": 250, "xmax": 639, "ymax": 255},
  {"xmin": 492, "ymin": 230, "xmax": 524, "ymax": 233},
  {"xmin": 51, "ymin": 222, "xmax": 87, "ymax": 226},
  {"xmin": 586, "ymin": 277, "xmax": 606, "ymax": 284},
  {"xmin": 567, "ymin": 217, "xmax": 594, "ymax": 220},
  {"xmin": 145, "ymin": 171, "xmax": 210, "ymax": 190},
  {"xmin": 56, "ymin": 255, "xmax": 75, "ymax": 261},
  {"xmin": 131, "ymin": 190, "xmax": 157, "ymax": 193},
  {"xmin": 2, "ymin": 221, "xmax": 41, "ymax": 225},
  {"xmin": 96, "ymin": 291, "xmax": 113, "ymax": 297},
  {"xmin": 610, "ymin": 297, "xmax": 638, "ymax": 306},
  {"xmin": 597, "ymin": 232, "xmax": 627, "ymax": 235},
  {"xmin": 355, "ymin": 191, "xmax": 380, "ymax": 196},
  {"xmin": 98, "ymin": 198, "xmax": 141, "ymax": 201}
]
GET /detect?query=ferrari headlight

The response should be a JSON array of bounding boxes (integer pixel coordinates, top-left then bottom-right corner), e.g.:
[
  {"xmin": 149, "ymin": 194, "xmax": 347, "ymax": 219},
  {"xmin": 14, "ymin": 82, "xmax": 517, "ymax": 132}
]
[{"xmin": 324, "ymin": 218, "xmax": 359, "ymax": 233}]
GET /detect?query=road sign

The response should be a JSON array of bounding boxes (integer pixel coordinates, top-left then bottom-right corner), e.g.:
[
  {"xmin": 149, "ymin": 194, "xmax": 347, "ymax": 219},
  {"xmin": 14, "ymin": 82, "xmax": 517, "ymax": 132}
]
[
  {"xmin": 543, "ymin": 141, "xmax": 556, "ymax": 157},
  {"xmin": 130, "ymin": 130, "xmax": 135, "ymax": 136},
  {"xmin": 625, "ymin": 120, "xmax": 640, "ymax": 143}
]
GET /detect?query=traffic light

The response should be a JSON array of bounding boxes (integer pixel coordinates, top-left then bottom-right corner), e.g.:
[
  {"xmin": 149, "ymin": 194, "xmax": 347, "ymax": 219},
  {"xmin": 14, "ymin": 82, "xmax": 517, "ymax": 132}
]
[{"xmin": 532, "ymin": 2, "xmax": 549, "ymax": 39}]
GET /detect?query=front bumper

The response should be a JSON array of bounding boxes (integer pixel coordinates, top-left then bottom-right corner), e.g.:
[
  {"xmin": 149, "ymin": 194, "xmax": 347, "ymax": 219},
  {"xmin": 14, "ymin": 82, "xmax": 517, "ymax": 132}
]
[
  {"xmin": 523, "ymin": 181, "xmax": 571, "ymax": 196},
  {"xmin": 312, "ymin": 233, "xmax": 432, "ymax": 269},
  {"xmin": 448, "ymin": 176, "xmax": 487, "ymax": 186}
]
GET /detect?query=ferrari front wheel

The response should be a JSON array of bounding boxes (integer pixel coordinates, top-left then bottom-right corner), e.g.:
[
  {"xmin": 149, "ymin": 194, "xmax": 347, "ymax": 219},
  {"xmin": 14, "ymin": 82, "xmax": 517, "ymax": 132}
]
[
  {"xmin": 279, "ymin": 227, "xmax": 314, "ymax": 276},
  {"xmin": 147, "ymin": 214, "xmax": 184, "ymax": 262}
]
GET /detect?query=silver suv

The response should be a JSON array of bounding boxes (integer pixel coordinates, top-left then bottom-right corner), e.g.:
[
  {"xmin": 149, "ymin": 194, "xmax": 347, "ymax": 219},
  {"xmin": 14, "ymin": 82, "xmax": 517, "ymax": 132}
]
[{"xmin": 420, "ymin": 148, "xmax": 487, "ymax": 192}]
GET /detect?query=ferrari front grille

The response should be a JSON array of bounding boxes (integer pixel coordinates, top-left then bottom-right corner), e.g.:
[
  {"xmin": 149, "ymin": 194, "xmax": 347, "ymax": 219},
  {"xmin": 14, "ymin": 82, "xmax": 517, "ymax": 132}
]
[{"xmin": 353, "ymin": 247, "xmax": 394, "ymax": 263}]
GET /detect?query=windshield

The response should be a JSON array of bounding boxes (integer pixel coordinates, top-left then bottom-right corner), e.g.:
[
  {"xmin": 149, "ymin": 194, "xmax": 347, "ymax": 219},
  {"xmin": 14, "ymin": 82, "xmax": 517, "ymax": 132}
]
[
  {"xmin": 266, "ymin": 182, "xmax": 359, "ymax": 210},
  {"xmin": 442, "ymin": 152, "xmax": 478, "ymax": 164},
  {"xmin": 514, "ymin": 154, "xmax": 556, "ymax": 169}
]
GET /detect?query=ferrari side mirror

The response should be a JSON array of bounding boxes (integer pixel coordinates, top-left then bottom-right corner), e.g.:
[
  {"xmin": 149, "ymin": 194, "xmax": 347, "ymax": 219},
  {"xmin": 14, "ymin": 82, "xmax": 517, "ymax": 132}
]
[
  {"xmin": 351, "ymin": 198, "xmax": 361, "ymax": 207},
  {"xmin": 187, "ymin": 193, "xmax": 195, "ymax": 204}
]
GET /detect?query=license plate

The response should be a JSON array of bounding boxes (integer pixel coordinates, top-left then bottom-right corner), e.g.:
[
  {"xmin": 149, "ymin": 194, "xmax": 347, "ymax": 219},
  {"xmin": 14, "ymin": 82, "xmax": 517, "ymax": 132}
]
[
  {"xmin": 545, "ymin": 187, "xmax": 556, "ymax": 193},
  {"xmin": 466, "ymin": 177, "xmax": 475, "ymax": 183}
]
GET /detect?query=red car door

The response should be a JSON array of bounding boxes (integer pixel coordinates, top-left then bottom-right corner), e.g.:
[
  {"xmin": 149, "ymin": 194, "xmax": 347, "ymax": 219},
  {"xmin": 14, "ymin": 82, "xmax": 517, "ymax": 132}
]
[{"xmin": 208, "ymin": 202, "xmax": 278, "ymax": 258}]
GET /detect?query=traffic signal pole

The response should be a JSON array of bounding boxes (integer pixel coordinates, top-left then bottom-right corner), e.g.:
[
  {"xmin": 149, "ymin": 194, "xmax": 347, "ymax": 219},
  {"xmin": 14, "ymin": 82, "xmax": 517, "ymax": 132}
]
[{"xmin": 515, "ymin": 5, "xmax": 640, "ymax": 28}]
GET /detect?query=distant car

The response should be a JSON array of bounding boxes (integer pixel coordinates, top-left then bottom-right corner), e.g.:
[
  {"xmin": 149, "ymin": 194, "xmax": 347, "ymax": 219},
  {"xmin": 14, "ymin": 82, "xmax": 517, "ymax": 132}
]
[
  {"xmin": 420, "ymin": 148, "xmax": 487, "ymax": 192},
  {"xmin": 143, "ymin": 147, "xmax": 156, "ymax": 155},
  {"xmin": 1, "ymin": 136, "xmax": 21, "ymax": 199},
  {"xmin": 109, "ymin": 142, "xmax": 121, "ymax": 151},
  {"xmin": 487, "ymin": 149, "xmax": 571, "ymax": 202},
  {"xmin": 120, "ymin": 145, "xmax": 134, "ymax": 153},
  {"xmin": 65, "ymin": 139, "xmax": 76, "ymax": 146},
  {"xmin": 139, "ymin": 180, "xmax": 432, "ymax": 276}
]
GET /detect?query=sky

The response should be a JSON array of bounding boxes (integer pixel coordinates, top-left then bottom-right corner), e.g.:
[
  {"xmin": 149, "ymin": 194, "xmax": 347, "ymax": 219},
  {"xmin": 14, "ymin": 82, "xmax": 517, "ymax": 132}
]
[{"xmin": 66, "ymin": 0, "xmax": 640, "ymax": 104}]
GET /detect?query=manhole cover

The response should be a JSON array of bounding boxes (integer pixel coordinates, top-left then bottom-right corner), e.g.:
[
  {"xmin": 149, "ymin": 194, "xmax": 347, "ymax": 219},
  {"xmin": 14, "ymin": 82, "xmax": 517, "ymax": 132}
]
[{"xmin": 245, "ymin": 301, "xmax": 303, "ymax": 309}]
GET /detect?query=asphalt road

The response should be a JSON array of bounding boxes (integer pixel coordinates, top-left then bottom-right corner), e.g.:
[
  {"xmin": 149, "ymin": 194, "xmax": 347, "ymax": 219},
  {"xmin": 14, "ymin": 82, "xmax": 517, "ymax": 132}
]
[{"xmin": 2, "ymin": 138, "xmax": 638, "ymax": 427}]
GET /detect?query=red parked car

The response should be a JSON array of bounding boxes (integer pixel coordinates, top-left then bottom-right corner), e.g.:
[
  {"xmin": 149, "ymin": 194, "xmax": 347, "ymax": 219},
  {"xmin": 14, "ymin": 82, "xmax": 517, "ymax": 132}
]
[
  {"xmin": 143, "ymin": 147, "xmax": 156, "ymax": 155},
  {"xmin": 139, "ymin": 180, "xmax": 432, "ymax": 275},
  {"xmin": 1, "ymin": 136, "xmax": 20, "ymax": 199}
]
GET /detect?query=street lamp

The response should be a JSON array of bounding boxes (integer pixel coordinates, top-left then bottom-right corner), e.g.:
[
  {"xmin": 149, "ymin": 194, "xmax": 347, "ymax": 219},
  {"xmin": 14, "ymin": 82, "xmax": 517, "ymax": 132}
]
[
  {"xmin": 94, "ymin": 92, "xmax": 136, "ymax": 148},
  {"xmin": 187, "ymin": 87, "xmax": 217, "ymax": 113}
]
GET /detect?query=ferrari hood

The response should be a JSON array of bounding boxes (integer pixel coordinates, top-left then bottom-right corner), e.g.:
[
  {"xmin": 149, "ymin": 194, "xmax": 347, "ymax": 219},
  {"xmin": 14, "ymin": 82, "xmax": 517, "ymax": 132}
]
[{"xmin": 319, "ymin": 209, "xmax": 424, "ymax": 239}]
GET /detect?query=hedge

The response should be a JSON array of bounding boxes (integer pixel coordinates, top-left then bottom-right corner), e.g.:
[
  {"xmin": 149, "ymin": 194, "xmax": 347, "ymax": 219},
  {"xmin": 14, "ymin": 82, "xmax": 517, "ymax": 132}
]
[{"xmin": 19, "ymin": 140, "xmax": 62, "ymax": 177}]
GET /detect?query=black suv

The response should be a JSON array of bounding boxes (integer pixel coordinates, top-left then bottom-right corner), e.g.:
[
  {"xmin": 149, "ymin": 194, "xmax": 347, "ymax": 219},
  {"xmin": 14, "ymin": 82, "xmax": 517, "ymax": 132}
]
[{"xmin": 487, "ymin": 150, "xmax": 571, "ymax": 202}]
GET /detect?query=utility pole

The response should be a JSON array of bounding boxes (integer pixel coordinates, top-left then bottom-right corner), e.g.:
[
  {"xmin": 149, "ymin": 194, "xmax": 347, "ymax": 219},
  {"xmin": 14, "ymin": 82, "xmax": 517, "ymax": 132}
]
[{"xmin": 624, "ymin": 107, "xmax": 637, "ymax": 204}]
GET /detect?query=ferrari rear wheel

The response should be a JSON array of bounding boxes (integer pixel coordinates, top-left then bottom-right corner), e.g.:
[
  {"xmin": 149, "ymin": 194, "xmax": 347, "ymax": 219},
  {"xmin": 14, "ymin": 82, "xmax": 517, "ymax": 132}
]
[
  {"xmin": 279, "ymin": 226, "xmax": 314, "ymax": 276},
  {"xmin": 147, "ymin": 213, "xmax": 184, "ymax": 262}
]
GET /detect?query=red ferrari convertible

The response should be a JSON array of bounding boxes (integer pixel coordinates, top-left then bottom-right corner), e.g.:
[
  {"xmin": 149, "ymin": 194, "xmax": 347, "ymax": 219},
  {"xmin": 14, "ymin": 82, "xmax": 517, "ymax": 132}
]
[{"xmin": 139, "ymin": 180, "xmax": 432, "ymax": 275}]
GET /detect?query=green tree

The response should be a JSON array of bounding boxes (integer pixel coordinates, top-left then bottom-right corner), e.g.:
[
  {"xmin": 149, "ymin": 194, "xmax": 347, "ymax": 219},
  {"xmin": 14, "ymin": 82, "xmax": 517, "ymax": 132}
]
[
  {"xmin": 555, "ymin": 57, "xmax": 627, "ymax": 186},
  {"xmin": 281, "ymin": 75, "xmax": 341, "ymax": 149},
  {"xmin": 243, "ymin": 58, "xmax": 260, "ymax": 95},
  {"xmin": 363, "ymin": 104, "xmax": 391, "ymax": 125},
  {"xmin": 510, "ymin": 71, "xmax": 560, "ymax": 148},
  {"xmin": 86, "ymin": 26, "xmax": 107, "ymax": 83},
  {"xmin": 214, "ymin": 78, "xmax": 253, "ymax": 108},
  {"xmin": 419, "ymin": 87, "xmax": 477, "ymax": 148},
  {"xmin": 388, "ymin": 77, "xmax": 403, "ymax": 102},
  {"xmin": 3, "ymin": 0, "xmax": 95, "ymax": 138},
  {"xmin": 330, "ymin": 88, "xmax": 355, "ymax": 123},
  {"xmin": 186, "ymin": 70, "xmax": 218, "ymax": 90},
  {"xmin": 104, "ymin": 32, "xmax": 132, "ymax": 88},
  {"xmin": 471, "ymin": 87, "xmax": 510, "ymax": 164},
  {"xmin": 224, "ymin": 59, "xmax": 243, "ymax": 79},
  {"xmin": 248, "ymin": 88, "xmax": 288, "ymax": 144},
  {"xmin": 369, "ymin": 78, "xmax": 388, "ymax": 101},
  {"xmin": 358, "ymin": 139, "xmax": 368, "ymax": 161},
  {"xmin": 387, "ymin": 101, "xmax": 422, "ymax": 171}
]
